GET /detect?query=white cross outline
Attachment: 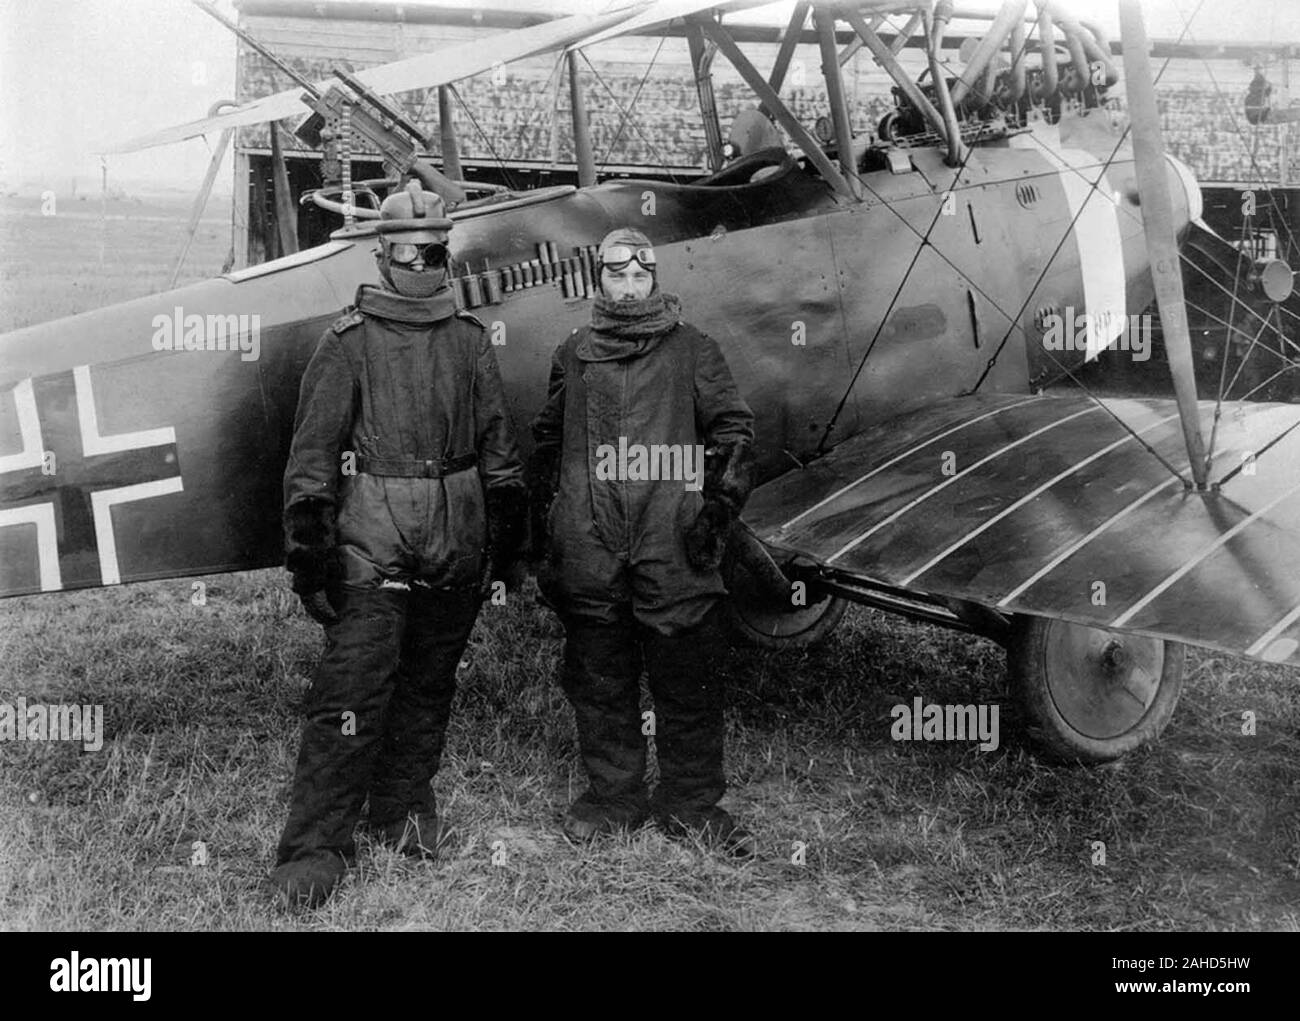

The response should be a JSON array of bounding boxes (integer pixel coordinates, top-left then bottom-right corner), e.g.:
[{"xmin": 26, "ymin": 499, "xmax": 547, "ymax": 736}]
[
  {"xmin": 0, "ymin": 378, "xmax": 60, "ymax": 590},
  {"xmin": 0, "ymin": 367, "xmax": 183, "ymax": 591}
]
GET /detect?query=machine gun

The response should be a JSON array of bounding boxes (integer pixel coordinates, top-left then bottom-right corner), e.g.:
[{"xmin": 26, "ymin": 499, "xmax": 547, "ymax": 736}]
[
  {"xmin": 294, "ymin": 68, "xmax": 470, "ymax": 221},
  {"xmin": 191, "ymin": 0, "xmax": 476, "ymax": 226}
]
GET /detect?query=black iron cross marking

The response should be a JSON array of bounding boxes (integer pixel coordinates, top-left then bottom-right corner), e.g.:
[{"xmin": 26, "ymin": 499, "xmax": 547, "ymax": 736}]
[{"xmin": 0, "ymin": 368, "xmax": 182, "ymax": 593}]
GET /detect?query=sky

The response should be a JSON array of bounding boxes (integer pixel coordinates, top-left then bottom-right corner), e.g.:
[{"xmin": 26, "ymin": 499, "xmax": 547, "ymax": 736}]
[{"xmin": 2, "ymin": 0, "xmax": 1297, "ymax": 192}]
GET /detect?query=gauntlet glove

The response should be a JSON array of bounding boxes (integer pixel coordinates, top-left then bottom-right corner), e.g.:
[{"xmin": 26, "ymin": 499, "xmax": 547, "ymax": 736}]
[
  {"xmin": 285, "ymin": 498, "xmax": 339, "ymax": 625},
  {"xmin": 481, "ymin": 483, "xmax": 529, "ymax": 595},
  {"xmin": 685, "ymin": 438, "xmax": 756, "ymax": 573}
]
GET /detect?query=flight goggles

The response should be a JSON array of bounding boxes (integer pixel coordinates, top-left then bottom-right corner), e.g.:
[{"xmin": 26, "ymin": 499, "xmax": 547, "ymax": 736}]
[
  {"xmin": 384, "ymin": 240, "xmax": 449, "ymax": 267},
  {"xmin": 600, "ymin": 245, "xmax": 656, "ymax": 271}
]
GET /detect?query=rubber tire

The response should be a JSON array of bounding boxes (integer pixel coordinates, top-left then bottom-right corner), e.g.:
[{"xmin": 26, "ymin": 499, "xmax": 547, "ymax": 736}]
[
  {"xmin": 722, "ymin": 589, "xmax": 848, "ymax": 650},
  {"xmin": 1008, "ymin": 616, "xmax": 1185, "ymax": 764}
]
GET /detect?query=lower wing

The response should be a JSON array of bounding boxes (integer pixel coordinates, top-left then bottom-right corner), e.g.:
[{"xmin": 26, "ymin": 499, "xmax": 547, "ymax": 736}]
[{"xmin": 744, "ymin": 392, "xmax": 1300, "ymax": 667}]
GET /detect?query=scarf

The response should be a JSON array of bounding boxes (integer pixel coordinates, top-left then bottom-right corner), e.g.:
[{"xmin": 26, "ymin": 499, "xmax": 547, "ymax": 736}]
[
  {"xmin": 354, "ymin": 282, "xmax": 457, "ymax": 325},
  {"xmin": 578, "ymin": 290, "xmax": 683, "ymax": 362}
]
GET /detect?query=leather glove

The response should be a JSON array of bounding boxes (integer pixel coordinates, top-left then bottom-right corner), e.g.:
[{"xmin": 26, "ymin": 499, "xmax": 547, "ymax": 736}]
[
  {"xmin": 685, "ymin": 438, "xmax": 756, "ymax": 573},
  {"xmin": 284, "ymin": 498, "xmax": 338, "ymax": 624},
  {"xmin": 482, "ymin": 484, "xmax": 529, "ymax": 596},
  {"xmin": 685, "ymin": 500, "xmax": 735, "ymax": 572},
  {"xmin": 526, "ymin": 445, "xmax": 560, "ymax": 562}
]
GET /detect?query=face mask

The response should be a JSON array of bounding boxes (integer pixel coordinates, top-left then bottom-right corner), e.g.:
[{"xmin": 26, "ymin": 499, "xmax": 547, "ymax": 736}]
[{"xmin": 384, "ymin": 262, "xmax": 447, "ymax": 298}]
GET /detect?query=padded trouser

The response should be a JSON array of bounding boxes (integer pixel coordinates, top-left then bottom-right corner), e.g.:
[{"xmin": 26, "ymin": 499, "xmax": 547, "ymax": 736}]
[
  {"xmin": 558, "ymin": 607, "xmax": 725, "ymax": 818},
  {"xmin": 558, "ymin": 612, "xmax": 649, "ymax": 815},
  {"xmin": 276, "ymin": 584, "xmax": 479, "ymax": 865},
  {"xmin": 643, "ymin": 622, "xmax": 726, "ymax": 818}
]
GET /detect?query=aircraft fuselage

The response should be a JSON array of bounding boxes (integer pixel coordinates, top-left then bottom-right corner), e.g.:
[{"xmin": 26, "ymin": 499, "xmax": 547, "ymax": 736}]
[{"xmin": 0, "ymin": 124, "xmax": 1196, "ymax": 596}]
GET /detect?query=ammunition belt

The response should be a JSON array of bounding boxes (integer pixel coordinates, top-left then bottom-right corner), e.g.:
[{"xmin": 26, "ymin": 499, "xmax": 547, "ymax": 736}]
[{"xmin": 452, "ymin": 242, "xmax": 602, "ymax": 309}]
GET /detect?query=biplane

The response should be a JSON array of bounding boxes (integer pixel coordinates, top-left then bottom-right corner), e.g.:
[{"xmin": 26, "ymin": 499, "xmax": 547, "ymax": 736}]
[{"xmin": 2, "ymin": 0, "xmax": 1298, "ymax": 763}]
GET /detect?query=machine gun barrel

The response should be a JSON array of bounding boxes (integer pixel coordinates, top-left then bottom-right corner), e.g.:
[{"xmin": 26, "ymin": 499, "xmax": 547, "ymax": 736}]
[{"xmin": 331, "ymin": 66, "xmax": 429, "ymax": 148}]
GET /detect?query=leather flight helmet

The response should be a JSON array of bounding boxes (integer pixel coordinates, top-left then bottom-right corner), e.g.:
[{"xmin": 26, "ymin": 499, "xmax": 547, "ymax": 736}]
[
  {"xmin": 375, "ymin": 180, "xmax": 453, "ymax": 243},
  {"xmin": 597, "ymin": 226, "xmax": 655, "ymax": 270}
]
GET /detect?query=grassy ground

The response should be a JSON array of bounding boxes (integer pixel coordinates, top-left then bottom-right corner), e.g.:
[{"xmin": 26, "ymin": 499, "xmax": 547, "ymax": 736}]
[
  {"xmin": 1, "ymin": 200, "xmax": 1298, "ymax": 931},
  {"xmin": 0, "ymin": 193, "xmax": 232, "ymax": 333}
]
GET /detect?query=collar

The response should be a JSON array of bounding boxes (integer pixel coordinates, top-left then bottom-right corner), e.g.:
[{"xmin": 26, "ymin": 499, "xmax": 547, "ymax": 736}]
[{"xmin": 354, "ymin": 283, "xmax": 457, "ymax": 325}]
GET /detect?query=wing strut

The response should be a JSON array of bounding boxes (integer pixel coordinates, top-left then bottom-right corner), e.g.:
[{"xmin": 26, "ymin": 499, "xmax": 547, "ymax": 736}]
[
  {"xmin": 841, "ymin": 8, "xmax": 950, "ymax": 151},
  {"xmin": 813, "ymin": 7, "xmax": 863, "ymax": 197},
  {"xmin": 169, "ymin": 100, "xmax": 237, "ymax": 289},
  {"xmin": 567, "ymin": 52, "xmax": 597, "ymax": 187},
  {"xmin": 690, "ymin": 13, "xmax": 855, "ymax": 200},
  {"xmin": 759, "ymin": 1, "xmax": 811, "ymax": 120},
  {"xmin": 684, "ymin": 21, "xmax": 724, "ymax": 173},
  {"xmin": 437, "ymin": 87, "xmax": 463, "ymax": 181},
  {"xmin": 1119, "ymin": 0, "xmax": 1208, "ymax": 489}
]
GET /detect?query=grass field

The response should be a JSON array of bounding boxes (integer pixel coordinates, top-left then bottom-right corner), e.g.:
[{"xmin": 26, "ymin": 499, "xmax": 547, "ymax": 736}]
[{"xmin": 1, "ymin": 198, "xmax": 1298, "ymax": 931}]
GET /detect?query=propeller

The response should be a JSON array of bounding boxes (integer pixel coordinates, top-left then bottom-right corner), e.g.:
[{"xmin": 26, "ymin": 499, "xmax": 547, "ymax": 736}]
[{"xmin": 1119, "ymin": 0, "xmax": 1208, "ymax": 488}]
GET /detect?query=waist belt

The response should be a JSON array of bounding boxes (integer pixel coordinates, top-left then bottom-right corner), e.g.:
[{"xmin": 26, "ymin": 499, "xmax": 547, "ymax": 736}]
[{"xmin": 356, "ymin": 453, "xmax": 477, "ymax": 478}]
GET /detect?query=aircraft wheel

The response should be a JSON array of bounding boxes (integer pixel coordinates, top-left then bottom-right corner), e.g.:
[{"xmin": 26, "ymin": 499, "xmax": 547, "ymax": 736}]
[
  {"xmin": 1008, "ymin": 617, "xmax": 1184, "ymax": 763},
  {"xmin": 723, "ymin": 589, "xmax": 847, "ymax": 649}
]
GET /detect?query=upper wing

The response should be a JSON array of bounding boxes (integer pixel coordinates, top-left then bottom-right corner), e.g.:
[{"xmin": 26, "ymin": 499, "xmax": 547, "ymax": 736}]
[
  {"xmin": 743, "ymin": 393, "xmax": 1300, "ymax": 667},
  {"xmin": 576, "ymin": 0, "xmax": 783, "ymax": 48},
  {"xmin": 107, "ymin": 3, "xmax": 651, "ymax": 153},
  {"xmin": 106, "ymin": 0, "xmax": 773, "ymax": 154}
]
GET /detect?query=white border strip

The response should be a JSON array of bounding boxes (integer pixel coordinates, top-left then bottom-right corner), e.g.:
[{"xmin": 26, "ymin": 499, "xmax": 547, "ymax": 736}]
[
  {"xmin": 1247, "ymin": 603, "xmax": 1300, "ymax": 661},
  {"xmin": 902, "ymin": 411, "xmax": 1182, "ymax": 586},
  {"xmin": 996, "ymin": 476, "xmax": 1183, "ymax": 608},
  {"xmin": 1113, "ymin": 480, "xmax": 1300, "ymax": 627},
  {"xmin": 0, "ymin": 504, "xmax": 60, "ymax": 591},
  {"xmin": 777, "ymin": 396, "xmax": 1043, "ymax": 533},
  {"xmin": 828, "ymin": 405, "xmax": 1101, "ymax": 564},
  {"xmin": 90, "ymin": 478, "xmax": 185, "ymax": 586},
  {"xmin": 0, "ymin": 379, "xmax": 45, "ymax": 472},
  {"xmin": 75, "ymin": 365, "xmax": 175, "ymax": 456}
]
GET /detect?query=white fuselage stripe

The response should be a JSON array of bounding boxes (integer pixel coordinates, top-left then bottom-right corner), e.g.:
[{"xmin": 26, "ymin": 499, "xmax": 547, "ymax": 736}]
[
  {"xmin": 1015, "ymin": 126, "xmax": 1127, "ymax": 359},
  {"xmin": 901, "ymin": 411, "xmax": 1183, "ymax": 586},
  {"xmin": 1054, "ymin": 148, "xmax": 1126, "ymax": 357},
  {"xmin": 827, "ymin": 405, "xmax": 1101, "ymax": 564}
]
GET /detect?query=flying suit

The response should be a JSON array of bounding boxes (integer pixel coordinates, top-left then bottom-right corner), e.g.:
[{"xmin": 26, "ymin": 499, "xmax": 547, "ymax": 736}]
[
  {"xmin": 531, "ymin": 301, "xmax": 755, "ymax": 831},
  {"xmin": 532, "ymin": 320, "xmax": 753, "ymax": 633},
  {"xmin": 277, "ymin": 281, "xmax": 525, "ymax": 869}
]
